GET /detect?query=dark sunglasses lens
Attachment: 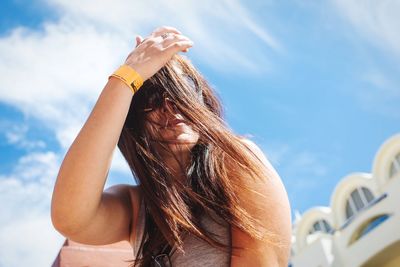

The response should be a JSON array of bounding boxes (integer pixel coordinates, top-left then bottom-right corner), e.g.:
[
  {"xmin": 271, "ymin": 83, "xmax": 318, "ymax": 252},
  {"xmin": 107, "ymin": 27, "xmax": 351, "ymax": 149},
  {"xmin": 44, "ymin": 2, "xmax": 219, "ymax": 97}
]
[
  {"xmin": 143, "ymin": 92, "xmax": 163, "ymax": 112},
  {"xmin": 143, "ymin": 91, "xmax": 165, "ymax": 112}
]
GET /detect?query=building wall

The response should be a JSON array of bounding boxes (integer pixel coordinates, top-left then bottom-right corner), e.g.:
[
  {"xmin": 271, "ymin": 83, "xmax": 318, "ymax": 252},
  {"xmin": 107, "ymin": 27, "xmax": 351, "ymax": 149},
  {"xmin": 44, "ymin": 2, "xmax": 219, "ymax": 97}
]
[{"xmin": 290, "ymin": 134, "xmax": 400, "ymax": 267}]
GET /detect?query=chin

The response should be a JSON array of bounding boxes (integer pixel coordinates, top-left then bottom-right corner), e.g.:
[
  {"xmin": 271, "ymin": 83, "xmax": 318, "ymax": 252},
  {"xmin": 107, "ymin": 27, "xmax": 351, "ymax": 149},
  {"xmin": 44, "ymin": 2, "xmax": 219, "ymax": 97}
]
[
  {"xmin": 166, "ymin": 133, "xmax": 199, "ymax": 151},
  {"xmin": 150, "ymin": 131, "xmax": 199, "ymax": 155}
]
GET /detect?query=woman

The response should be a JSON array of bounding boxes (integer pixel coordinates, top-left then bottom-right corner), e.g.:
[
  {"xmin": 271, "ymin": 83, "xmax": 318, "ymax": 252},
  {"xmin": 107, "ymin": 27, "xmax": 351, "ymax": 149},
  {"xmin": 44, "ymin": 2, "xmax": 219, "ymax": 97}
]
[{"xmin": 51, "ymin": 26, "xmax": 292, "ymax": 267}]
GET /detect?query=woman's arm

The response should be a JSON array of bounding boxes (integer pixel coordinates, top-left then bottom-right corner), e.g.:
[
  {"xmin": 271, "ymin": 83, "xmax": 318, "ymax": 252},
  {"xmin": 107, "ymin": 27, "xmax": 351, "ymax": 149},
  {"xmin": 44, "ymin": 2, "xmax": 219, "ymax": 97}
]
[
  {"xmin": 51, "ymin": 26, "xmax": 193, "ymax": 244},
  {"xmin": 51, "ymin": 76, "xmax": 135, "ymax": 239},
  {"xmin": 231, "ymin": 139, "xmax": 292, "ymax": 266}
]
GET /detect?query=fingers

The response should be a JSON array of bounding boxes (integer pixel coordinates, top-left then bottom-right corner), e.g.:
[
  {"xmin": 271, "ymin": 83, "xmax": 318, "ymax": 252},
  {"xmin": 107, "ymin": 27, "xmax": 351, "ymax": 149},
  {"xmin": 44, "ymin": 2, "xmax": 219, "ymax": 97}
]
[
  {"xmin": 161, "ymin": 32, "xmax": 191, "ymax": 44},
  {"xmin": 162, "ymin": 33, "xmax": 193, "ymax": 53},
  {"xmin": 164, "ymin": 39, "xmax": 194, "ymax": 54},
  {"xmin": 131, "ymin": 26, "xmax": 193, "ymax": 62},
  {"xmin": 151, "ymin": 26, "xmax": 182, "ymax": 37},
  {"xmin": 135, "ymin": 35, "xmax": 143, "ymax": 47},
  {"xmin": 146, "ymin": 30, "xmax": 194, "ymax": 53}
]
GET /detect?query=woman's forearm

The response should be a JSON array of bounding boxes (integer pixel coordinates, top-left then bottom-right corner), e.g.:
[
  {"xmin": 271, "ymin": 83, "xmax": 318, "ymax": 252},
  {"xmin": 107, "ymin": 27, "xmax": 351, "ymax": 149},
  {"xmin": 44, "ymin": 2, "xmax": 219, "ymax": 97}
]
[{"xmin": 51, "ymin": 77, "xmax": 133, "ymax": 233}]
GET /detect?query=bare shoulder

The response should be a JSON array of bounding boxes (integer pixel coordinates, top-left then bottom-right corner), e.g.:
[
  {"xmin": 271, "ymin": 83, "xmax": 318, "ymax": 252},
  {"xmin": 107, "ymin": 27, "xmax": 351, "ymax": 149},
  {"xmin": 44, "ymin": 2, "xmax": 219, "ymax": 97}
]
[
  {"xmin": 106, "ymin": 184, "xmax": 141, "ymax": 198},
  {"xmin": 104, "ymin": 184, "xmax": 142, "ymax": 216},
  {"xmin": 64, "ymin": 184, "xmax": 142, "ymax": 245},
  {"xmin": 231, "ymin": 137, "xmax": 292, "ymax": 266},
  {"xmin": 238, "ymin": 137, "xmax": 290, "ymax": 211},
  {"xmin": 238, "ymin": 138, "xmax": 291, "ymax": 223},
  {"xmin": 239, "ymin": 138, "xmax": 274, "ymax": 172},
  {"xmin": 104, "ymin": 184, "xmax": 143, "ymax": 245}
]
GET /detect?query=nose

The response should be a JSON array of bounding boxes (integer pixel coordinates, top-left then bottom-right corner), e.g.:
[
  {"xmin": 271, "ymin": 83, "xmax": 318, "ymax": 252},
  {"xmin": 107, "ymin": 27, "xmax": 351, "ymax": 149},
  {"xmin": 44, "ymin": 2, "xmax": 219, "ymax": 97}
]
[{"xmin": 159, "ymin": 98, "xmax": 182, "ymax": 128}]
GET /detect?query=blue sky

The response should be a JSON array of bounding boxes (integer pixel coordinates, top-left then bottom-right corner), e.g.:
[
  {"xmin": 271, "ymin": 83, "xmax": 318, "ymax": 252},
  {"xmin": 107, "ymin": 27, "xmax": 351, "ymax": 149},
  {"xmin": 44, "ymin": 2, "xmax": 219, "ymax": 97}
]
[{"xmin": 0, "ymin": 0, "xmax": 399, "ymax": 266}]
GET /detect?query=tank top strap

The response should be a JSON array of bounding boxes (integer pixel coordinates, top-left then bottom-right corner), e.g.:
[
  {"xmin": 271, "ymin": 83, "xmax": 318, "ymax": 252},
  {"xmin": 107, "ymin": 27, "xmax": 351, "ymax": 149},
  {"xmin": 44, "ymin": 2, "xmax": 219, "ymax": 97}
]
[{"xmin": 132, "ymin": 197, "xmax": 146, "ymax": 257}]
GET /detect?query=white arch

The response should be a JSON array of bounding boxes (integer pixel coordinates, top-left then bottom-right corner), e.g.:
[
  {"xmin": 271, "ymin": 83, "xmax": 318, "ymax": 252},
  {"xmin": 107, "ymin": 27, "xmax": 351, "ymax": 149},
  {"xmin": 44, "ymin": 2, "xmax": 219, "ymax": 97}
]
[
  {"xmin": 292, "ymin": 133, "xmax": 400, "ymax": 259},
  {"xmin": 330, "ymin": 172, "xmax": 377, "ymax": 227},
  {"xmin": 372, "ymin": 134, "xmax": 400, "ymax": 189},
  {"xmin": 295, "ymin": 206, "xmax": 333, "ymax": 252}
]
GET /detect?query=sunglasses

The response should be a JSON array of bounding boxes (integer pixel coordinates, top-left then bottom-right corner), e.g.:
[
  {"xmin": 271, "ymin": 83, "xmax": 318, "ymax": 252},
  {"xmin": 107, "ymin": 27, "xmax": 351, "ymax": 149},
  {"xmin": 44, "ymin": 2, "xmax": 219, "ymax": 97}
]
[
  {"xmin": 151, "ymin": 242, "xmax": 173, "ymax": 267},
  {"xmin": 137, "ymin": 77, "xmax": 203, "ymax": 115},
  {"xmin": 140, "ymin": 91, "xmax": 177, "ymax": 114},
  {"xmin": 151, "ymin": 253, "xmax": 172, "ymax": 267}
]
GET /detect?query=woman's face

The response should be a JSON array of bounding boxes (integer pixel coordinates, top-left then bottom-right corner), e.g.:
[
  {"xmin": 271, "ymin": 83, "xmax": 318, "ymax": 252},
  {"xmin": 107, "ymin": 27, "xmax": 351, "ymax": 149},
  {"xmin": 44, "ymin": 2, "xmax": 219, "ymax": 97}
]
[{"xmin": 143, "ymin": 94, "xmax": 200, "ymax": 156}]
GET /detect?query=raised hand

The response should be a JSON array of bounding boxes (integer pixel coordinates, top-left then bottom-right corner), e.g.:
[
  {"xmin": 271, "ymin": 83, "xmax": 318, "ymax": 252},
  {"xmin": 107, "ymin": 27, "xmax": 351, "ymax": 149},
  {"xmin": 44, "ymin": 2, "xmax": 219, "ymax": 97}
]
[{"xmin": 124, "ymin": 26, "xmax": 194, "ymax": 82}]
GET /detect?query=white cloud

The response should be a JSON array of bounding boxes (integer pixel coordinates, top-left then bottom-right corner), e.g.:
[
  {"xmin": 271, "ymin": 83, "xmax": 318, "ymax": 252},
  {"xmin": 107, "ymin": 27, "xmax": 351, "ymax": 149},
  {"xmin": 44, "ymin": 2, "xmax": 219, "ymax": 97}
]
[
  {"xmin": 361, "ymin": 70, "xmax": 400, "ymax": 99},
  {"xmin": 0, "ymin": 152, "xmax": 65, "ymax": 267},
  {"xmin": 353, "ymin": 69, "xmax": 400, "ymax": 119},
  {"xmin": 221, "ymin": 0, "xmax": 281, "ymax": 52},
  {"xmin": 0, "ymin": 214, "xmax": 63, "ymax": 267},
  {"xmin": 261, "ymin": 141, "xmax": 290, "ymax": 167},
  {"xmin": 4, "ymin": 124, "xmax": 46, "ymax": 150},
  {"xmin": 0, "ymin": 20, "xmax": 121, "ymax": 148},
  {"xmin": 262, "ymin": 141, "xmax": 330, "ymax": 188},
  {"xmin": 289, "ymin": 151, "xmax": 328, "ymax": 177},
  {"xmin": 332, "ymin": 0, "xmax": 400, "ymax": 57},
  {"xmin": 258, "ymin": 140, "xmax": 333, "ymax": 220},
  {"xmin": 0, "ymin": 1, "xmax": 282, "ymax": 265},
  {"xmin": 331, "ymin": 0, "xmax": 400, "ymax": 118},
  {"xmin": 40, "ymin": 0, "xmax": 281, "ymax": 73},
  {"xmin": 0, "ymin": 0, "xmax": 282, "ymax": 172}
]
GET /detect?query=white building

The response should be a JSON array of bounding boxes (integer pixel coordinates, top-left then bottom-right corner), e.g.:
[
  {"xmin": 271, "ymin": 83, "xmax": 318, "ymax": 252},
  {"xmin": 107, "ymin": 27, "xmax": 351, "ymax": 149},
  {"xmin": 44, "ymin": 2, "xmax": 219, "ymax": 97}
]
[{"xmin": 290, "ymin": 134, "xmax": 400, "ymax": 267}]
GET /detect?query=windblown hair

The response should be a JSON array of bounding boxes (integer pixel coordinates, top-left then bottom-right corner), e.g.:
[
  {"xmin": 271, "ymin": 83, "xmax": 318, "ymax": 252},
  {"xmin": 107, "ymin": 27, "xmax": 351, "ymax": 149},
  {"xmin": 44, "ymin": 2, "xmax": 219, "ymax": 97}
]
[{"xmin": 117, "ymin": 55, "xmax": 281, "ymax": 266}]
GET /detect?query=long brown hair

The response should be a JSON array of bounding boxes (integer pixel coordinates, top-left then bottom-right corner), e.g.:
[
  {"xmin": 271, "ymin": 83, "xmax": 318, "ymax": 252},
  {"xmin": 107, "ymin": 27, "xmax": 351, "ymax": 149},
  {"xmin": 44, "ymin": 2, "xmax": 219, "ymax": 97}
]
[{"xmin": 117, "ymin": 55, "xmax": 282, "ymax": 266}]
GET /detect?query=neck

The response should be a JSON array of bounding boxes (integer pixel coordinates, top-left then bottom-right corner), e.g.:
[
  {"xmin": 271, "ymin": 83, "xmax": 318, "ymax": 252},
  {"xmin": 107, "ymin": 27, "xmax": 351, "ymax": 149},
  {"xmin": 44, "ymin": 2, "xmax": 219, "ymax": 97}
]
[{"xmin": 158, "ymin": 144, "xmax": 192, "ymax": 182}]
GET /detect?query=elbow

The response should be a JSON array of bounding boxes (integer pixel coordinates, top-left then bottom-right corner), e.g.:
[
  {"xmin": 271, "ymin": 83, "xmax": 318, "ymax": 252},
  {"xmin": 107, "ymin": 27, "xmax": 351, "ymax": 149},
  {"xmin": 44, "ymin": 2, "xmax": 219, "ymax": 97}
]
[
  {"xmin": 50, "ymin": 194, "xmax": 83, "ymax": 236},
  {"xmin": 51, "ymin": 207, "xmax": 85, "ymax": 238},
  {"xmin": 50, "ymin": 175, "xmax": 90, "ymax": 235},
  {"xmin": 50, "ymin": 199, "xmax": 70, "ymax": 235},
  {"xmin": 50, "ymin": 193, "xmax": 97, "ymax": 238}
]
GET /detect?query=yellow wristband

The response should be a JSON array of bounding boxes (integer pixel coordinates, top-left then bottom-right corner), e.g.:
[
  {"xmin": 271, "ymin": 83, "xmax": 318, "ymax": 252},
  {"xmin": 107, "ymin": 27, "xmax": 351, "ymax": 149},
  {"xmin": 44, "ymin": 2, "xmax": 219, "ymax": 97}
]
[{"xmin": 109, "ymin": 64, "xmax": 144, "ymax": 94}]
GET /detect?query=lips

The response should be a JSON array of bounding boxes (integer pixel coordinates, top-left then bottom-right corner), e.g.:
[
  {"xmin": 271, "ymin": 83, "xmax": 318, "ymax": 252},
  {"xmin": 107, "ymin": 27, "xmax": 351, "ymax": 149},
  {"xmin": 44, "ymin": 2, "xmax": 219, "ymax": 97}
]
[
  {"xmin": 166, "ymin": 118, "xmax": 185, "ymax": 126},
  {"xmin": 159, "ymin": 118, "xmax": 186, "ymax": 129}
]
